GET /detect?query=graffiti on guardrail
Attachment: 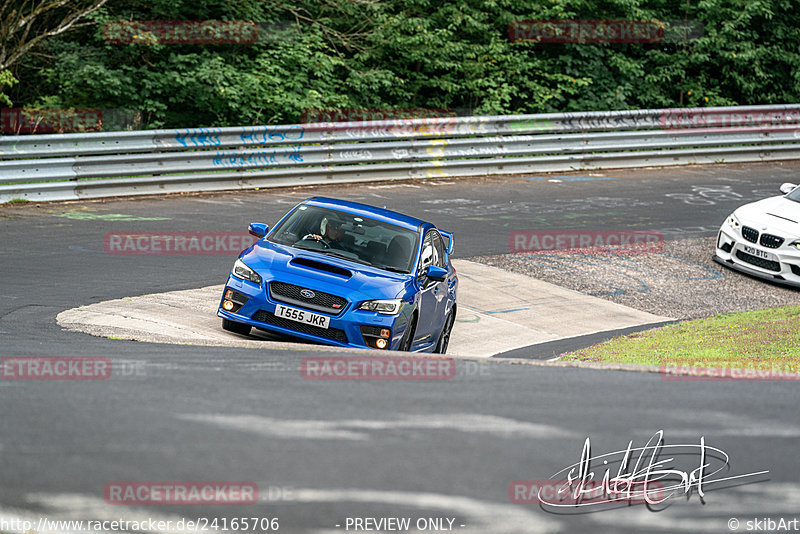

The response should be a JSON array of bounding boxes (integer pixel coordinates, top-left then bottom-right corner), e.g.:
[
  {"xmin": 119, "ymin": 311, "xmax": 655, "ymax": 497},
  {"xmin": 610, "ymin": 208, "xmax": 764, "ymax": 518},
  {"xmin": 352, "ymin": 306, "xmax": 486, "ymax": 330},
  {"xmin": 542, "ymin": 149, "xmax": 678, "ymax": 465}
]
[
  {"xmin": 325, "ymin": 116, "xmax": 490, "ymax": 139},
  {"xmin": 240, "ymin": 125, "xmax": 305, "ymax": 144},
  {"xmin": 174, "ymin": 126, "xmax": 306, "ymax": 148},
  {"xmin": 175, "ymin": 128, "xmax": 222, "ymax": 147},
  {"xmin": 212, "ymin": 147, "xmax": 303, "ymax": 167},
  {"xmin": 507, "ymin": 112, "xmax": 662, "ymax": 132},
  {"xmin": 3, "ymin": 105, "xmax": 800, "ymax": 203},
  {"xmin": 659, "ymin": 109, "xmax": 800, "ymax": 131},
  {"xmin": 338, "ymin": 150, "xmax": 372, "ymax": 160}
]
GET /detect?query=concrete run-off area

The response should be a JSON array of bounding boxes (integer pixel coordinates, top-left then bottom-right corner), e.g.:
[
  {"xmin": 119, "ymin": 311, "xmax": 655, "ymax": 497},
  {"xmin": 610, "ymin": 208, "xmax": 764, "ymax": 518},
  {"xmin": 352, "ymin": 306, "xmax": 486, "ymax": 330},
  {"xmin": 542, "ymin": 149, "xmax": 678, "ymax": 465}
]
[{"xmin": 56, "ymin": 260, "xmax": 669, "ymax": 358}]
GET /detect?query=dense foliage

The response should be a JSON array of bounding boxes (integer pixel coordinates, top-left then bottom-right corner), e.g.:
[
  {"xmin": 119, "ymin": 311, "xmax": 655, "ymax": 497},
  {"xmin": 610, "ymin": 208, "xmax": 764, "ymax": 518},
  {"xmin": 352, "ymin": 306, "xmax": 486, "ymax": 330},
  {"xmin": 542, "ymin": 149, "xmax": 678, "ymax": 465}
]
[{"xmin": 4, "ymin": 0, "xmax": 799, "ymax": 129}]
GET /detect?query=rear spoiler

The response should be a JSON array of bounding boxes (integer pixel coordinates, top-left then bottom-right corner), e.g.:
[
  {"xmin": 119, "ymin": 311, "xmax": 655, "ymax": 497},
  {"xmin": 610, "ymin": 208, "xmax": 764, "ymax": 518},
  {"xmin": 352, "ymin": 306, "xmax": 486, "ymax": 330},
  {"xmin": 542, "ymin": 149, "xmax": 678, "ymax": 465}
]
[{"xmin": 439, "ymin": 230, "xmax": 454, "ymax": 254}]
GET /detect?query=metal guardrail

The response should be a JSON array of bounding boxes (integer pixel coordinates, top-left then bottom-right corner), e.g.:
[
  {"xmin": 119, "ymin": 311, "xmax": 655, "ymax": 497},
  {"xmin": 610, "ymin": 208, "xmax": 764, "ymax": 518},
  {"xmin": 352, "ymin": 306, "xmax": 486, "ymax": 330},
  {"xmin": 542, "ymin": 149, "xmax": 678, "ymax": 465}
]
[{"xmin": 1, "ymin": 104, "xmax": 799, "ymax": 202}]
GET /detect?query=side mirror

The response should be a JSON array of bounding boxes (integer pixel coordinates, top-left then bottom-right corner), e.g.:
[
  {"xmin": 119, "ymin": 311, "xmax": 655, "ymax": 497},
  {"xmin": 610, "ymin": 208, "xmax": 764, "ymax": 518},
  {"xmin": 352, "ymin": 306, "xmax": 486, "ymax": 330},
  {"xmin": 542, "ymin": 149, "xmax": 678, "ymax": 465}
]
[
  {"xmin": 779, "ymin": 183, "xmax": 797, "ymax": 195},
  {"xmin": 248, "ymin": 222, "xmax": 269, "ymax": 238},
  {"xmin": 426, "ymin": 265, "xmax": 447, "ymax": 281},
  {"xmin": 439, "ymin": 230, "xmax": 454, "ymax": 254}
]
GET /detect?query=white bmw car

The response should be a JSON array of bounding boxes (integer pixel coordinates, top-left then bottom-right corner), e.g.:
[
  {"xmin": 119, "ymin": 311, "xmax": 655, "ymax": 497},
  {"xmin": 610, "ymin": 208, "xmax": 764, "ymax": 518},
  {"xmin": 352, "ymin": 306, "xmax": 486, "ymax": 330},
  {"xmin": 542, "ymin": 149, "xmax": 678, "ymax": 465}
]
[{"xmin": 714, "ymin": 182, "xmax": 800, "ymax": 287}]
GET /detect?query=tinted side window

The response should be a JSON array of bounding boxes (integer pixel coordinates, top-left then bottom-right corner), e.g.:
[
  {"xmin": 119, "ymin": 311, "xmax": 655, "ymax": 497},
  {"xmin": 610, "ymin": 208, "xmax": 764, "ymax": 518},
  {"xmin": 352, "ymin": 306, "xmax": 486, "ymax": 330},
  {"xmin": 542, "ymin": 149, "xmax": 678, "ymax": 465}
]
[
  {"xmin": 432, "ymin": 232, "xmax": 446, "ymax": 268},
  {"xmin": 419, "ymin": 232, "xmax": 434, "ymax": 273}
]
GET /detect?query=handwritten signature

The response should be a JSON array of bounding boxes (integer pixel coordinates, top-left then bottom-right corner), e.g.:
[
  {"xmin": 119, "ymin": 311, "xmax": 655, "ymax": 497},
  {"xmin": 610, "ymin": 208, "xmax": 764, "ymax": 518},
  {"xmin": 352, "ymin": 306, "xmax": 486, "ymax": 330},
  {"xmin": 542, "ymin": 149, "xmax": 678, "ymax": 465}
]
[{"xmin": 539, "ymin": 430, "xmax": 768, "ymax": 508}]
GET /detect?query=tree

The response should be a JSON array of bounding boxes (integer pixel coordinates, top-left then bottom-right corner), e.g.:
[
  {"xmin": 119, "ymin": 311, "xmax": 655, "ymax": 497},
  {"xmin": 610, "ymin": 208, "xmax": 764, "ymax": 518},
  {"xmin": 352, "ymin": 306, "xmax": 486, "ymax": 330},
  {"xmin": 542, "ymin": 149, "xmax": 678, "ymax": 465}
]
[
  {"xmin": 0, "ymin": 0, "xmax": 110, "ymax": 105},
  {"xmin": 6, "ymin": 0, "xmax": 800, "ymax": 129},
  {"xmin": 1, "ymin": 0, "xmax": 110, "ymax": 71}
]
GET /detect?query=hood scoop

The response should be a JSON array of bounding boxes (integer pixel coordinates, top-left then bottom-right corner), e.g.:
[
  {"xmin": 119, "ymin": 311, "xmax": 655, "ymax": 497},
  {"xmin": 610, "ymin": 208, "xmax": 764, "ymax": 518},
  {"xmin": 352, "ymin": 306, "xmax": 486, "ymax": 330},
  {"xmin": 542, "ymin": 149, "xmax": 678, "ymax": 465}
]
[
  {"xmin": 768, "ymin": 212, "xmax": 798, "ymax": 224},
  {"xmin": 290, "ymin": 257, "xmax": 352, "ymax": 278}
]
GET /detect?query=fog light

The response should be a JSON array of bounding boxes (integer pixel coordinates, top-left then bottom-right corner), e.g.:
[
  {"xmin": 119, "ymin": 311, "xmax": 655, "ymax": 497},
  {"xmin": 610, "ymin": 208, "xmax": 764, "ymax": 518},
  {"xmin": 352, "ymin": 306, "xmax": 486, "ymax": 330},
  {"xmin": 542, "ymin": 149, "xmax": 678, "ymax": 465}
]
[
  {"xmin": 222, "ymin": 300, "xmax": 235, "ymax": 311},
  {"xmin": 376, "ymin": 338, "xmax": 388, "ymax": 349},
  {"xmin": 380, "ymin": 328, "xmax": 390, "ymax": 338}
]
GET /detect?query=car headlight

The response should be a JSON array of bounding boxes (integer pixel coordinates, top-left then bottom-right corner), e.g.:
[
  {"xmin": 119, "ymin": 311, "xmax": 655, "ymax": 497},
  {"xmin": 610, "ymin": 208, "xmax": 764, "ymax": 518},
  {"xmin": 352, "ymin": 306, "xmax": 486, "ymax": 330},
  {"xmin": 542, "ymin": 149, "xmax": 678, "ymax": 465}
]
[
  {"xmin": 232, "ymin": 258, "xmax": 262, "ymax": 284},
  {"xmin": 789, "ymin": 240, "xmax": 800, "ymax": 250},
  {"xmin": 359, "ymin": 299, "xmax": 403, "ymax": 315},
  {"xmin": 727, "ymin": 213, "xmax": 741, "ymax": 230}
]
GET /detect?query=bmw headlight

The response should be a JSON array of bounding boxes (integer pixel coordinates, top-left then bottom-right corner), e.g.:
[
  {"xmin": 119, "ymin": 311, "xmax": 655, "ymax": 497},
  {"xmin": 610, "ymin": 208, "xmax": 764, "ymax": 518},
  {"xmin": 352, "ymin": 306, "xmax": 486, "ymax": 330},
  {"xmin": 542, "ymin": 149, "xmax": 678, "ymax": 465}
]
[
  {"xmin": 727, "ymin": 213, "xmax": 741, "ymax": 230},
  {"xmin": 359, "ymin": 299, "xmax": 403, "ymax": 315},
  {"xmin": 232, "ymin": 258, "xmax": 262, "ymax": 284}
]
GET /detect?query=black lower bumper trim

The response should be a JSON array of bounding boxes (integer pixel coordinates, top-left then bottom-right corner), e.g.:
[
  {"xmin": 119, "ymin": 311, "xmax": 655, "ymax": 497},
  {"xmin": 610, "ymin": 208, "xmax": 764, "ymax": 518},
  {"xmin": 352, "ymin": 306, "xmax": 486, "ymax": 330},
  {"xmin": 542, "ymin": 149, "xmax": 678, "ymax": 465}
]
[
  {"xmin": 252, "ymin": 309, "xmax": 348, "ymax": 343},
  {"xmin": 712, "ymin": 254, "xmax": 800, "ymax": 289}
]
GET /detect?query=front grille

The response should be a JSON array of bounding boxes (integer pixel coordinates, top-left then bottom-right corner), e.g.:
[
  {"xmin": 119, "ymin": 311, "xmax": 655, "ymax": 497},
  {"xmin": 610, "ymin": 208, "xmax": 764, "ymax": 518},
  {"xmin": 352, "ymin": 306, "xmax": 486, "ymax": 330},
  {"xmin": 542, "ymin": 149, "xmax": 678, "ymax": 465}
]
[
  {"xmin": 741, "ymin": 226, "xmax": 758, "ymax": 243},
  {"xmin": 252, "ymin": 310, "xmax": 348, "ymax": 343},
  {"xmin": 792, "ymin": 264, "xmax": 800, "ymax": 277},
  {"xmin": 760, "ymin": 233, "xmax": 785, "ymax": 249},
  {"xmin": 735, "ymin": 250, "xmax": 781, "ymax": 272},
  {"xmin": 269, "ymin": 281, "xmax": 348, "ymax": 314}
]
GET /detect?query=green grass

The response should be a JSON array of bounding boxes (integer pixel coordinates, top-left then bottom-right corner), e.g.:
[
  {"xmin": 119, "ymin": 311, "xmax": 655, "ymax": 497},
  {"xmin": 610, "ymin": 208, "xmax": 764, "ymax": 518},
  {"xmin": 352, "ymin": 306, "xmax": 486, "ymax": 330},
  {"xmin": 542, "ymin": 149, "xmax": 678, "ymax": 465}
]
[
  {"xmin": 4, "ymin": 198, "xmax": 29, "ymax": 204},
  {"xmin": 562, "ymin": 305, "xmax": 800, "ymax": 371}
]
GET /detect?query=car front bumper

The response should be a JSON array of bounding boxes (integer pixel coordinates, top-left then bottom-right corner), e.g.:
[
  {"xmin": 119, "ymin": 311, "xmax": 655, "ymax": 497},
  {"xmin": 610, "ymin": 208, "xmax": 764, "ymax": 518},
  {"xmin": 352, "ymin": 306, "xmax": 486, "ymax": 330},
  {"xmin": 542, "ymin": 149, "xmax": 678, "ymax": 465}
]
[
  {"xmin": 217, "ymin": 275, "xmax": 410, "ymax": 350},
  {"xmin": 714, "ymin": 226, "xmax": 800, "ymax": 288}
]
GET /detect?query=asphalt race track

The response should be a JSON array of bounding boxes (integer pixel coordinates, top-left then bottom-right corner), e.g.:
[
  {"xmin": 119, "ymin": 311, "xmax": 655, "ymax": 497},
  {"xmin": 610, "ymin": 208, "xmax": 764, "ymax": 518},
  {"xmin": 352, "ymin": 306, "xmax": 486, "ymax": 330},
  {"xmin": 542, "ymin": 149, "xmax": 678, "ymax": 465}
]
[{"xmin": 1, "ymin": 161, "xmax": 799, "ymax": 533}]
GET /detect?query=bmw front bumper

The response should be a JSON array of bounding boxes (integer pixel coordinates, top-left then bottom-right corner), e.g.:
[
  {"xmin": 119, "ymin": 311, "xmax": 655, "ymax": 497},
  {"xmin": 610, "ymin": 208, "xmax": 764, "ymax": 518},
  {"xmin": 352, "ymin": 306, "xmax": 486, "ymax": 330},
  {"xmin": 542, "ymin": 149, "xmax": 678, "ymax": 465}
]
[{"xmin": 714, "ymin": 226, "xmax": 800, "ymax": 288}]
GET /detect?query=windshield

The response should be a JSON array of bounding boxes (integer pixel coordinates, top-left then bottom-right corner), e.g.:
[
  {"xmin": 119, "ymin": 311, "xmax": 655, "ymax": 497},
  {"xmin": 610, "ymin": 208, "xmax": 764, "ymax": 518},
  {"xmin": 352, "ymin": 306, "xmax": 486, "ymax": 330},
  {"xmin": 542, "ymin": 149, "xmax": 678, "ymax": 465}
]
[
  {"xmin": 786, "ymin": 187, "xmax": 800, "ymax": 203},
  {"xmin": 269, "ymin": 204, "xmax": 419, "ymax": 273}
]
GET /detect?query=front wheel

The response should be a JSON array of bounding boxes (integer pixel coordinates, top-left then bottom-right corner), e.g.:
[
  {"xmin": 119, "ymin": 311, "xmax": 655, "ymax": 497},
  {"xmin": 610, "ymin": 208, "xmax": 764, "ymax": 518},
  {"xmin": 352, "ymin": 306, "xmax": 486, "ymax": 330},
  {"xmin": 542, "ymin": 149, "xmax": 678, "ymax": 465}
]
[
  {"xmin": 434, "ymin": 312, "xmax": 454, "ymax": 354},
  {"xmin": 222, "ymin": 318, "xmax": 251, "ymax": 336}
]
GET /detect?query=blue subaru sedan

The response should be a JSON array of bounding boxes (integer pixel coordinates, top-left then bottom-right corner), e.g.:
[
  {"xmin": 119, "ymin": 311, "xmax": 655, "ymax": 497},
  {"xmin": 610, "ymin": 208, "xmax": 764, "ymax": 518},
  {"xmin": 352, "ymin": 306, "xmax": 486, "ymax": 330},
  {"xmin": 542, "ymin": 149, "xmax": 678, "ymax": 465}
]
[{"xmin": 217, "ymin": 197, "xmax": 457, "ymax": 353}]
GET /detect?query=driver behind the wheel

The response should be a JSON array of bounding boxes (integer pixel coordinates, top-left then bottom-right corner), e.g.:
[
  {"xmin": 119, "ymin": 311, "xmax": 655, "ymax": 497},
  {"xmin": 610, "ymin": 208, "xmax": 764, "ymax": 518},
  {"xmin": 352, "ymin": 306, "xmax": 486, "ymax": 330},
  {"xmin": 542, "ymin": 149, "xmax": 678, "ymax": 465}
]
[{"xmin": 307, "ymin": 216, "xmax": 347, "ymax": 249}]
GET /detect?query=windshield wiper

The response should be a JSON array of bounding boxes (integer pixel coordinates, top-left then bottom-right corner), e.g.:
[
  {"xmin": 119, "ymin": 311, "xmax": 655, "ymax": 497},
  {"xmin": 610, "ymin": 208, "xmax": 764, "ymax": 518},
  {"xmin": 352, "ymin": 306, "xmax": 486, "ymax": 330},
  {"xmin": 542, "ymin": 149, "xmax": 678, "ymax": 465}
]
[
  {"xmin": 319, "ymin": 250, "xmax": 372, "ymax": 265},
  {"xmin": 377, "ymin": 265, "xmax": 409, "ymax": 274},
  {"xmin": 292, "ymin": 243, "xmax": 320, "ymax": 252}
]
